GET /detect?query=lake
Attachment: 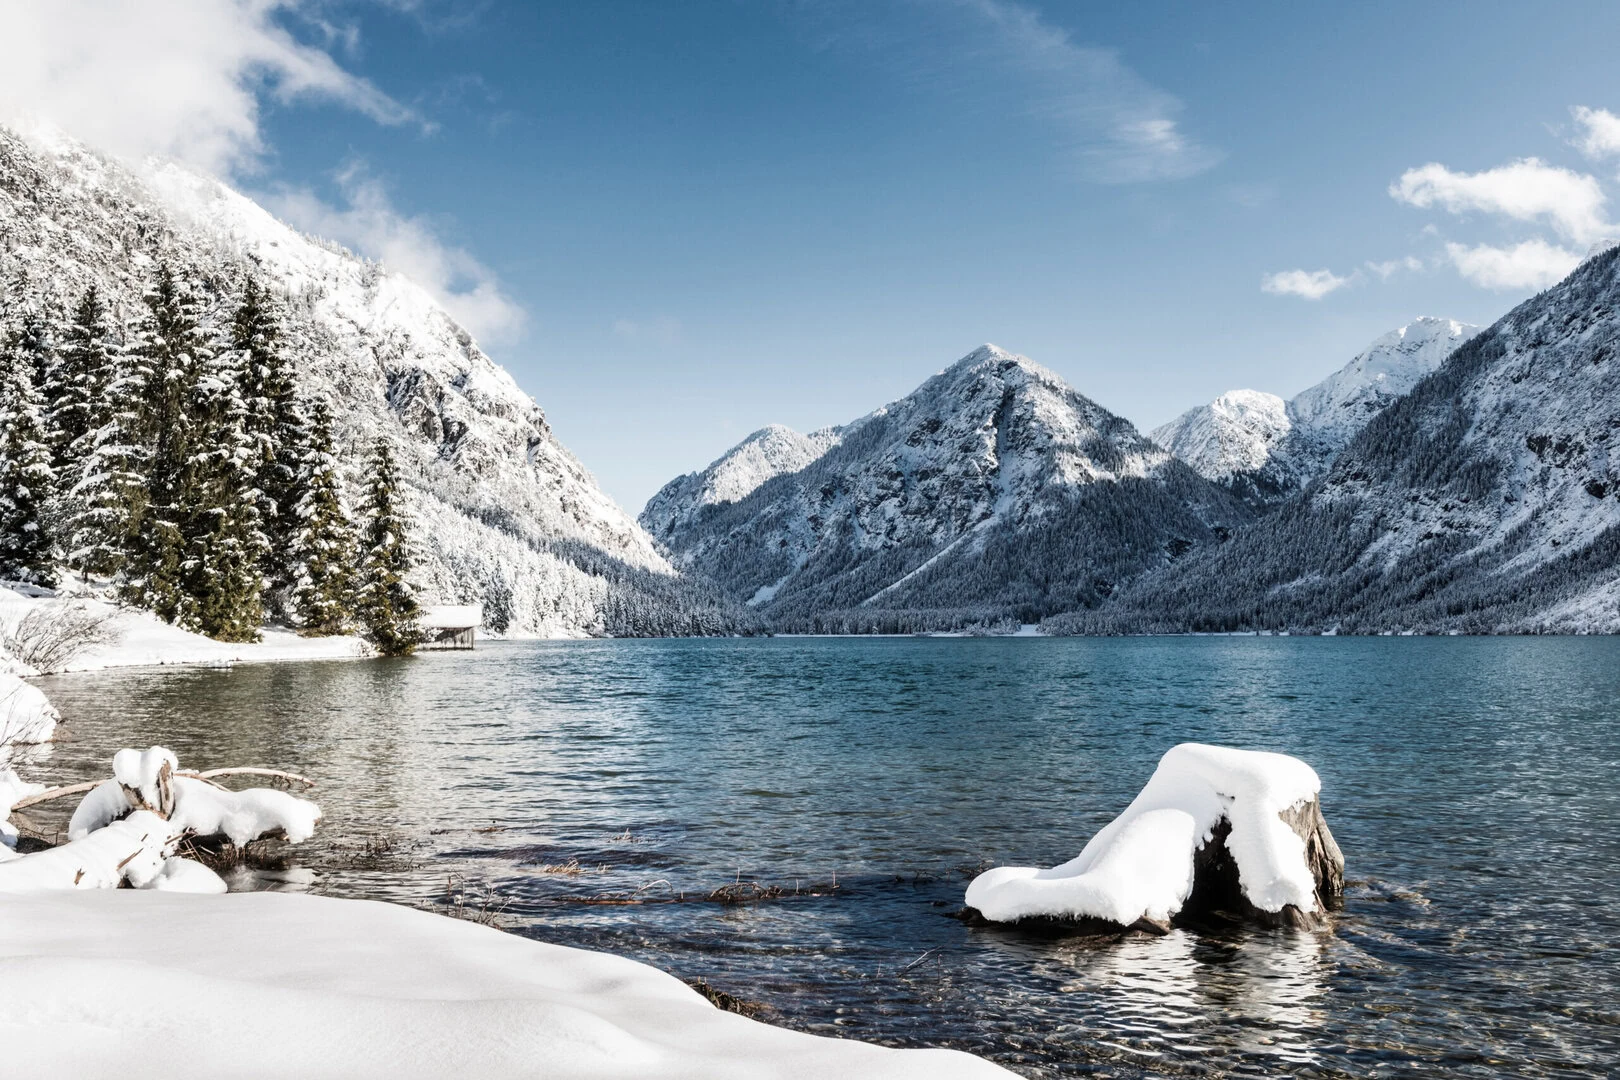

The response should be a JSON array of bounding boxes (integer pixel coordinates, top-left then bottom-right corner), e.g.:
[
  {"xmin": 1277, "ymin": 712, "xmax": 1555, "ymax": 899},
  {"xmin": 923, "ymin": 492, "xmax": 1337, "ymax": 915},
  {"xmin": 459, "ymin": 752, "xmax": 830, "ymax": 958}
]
[{"xmin": 30, "ymin": 636, "xmax": 1620, "ymax": 1077}]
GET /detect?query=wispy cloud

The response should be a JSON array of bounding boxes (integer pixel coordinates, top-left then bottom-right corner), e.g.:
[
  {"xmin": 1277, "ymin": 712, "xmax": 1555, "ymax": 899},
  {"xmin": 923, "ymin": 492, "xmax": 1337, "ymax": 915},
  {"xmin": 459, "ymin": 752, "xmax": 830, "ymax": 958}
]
[
  {"xmin": 1389, "ymin": 158, "xmax": 1611, "ymax": 246},
  {"xmin": 1261, "ymin": 268, "xmax": 1352, "ymax": 300},
  {"xmin": 268, "ymin": 163, "xmax": 526, "ymax": 345},
  {"xmin": 1364, "ymin": 255, "xmax": 1424, "ymax": 281},
  {"xmin": 0, "ymin": 0, "xmax": 420, "ymax": 177},
  {"xmin": 794, "ymin": 0, "xmax": 1218, "ymax": 182},
  {"xmin": 1444, "ymin": 239, "xmax": 1581, "ymax": 291},
  {"xmin": 1570, "ymin": 106, "xmax": 1620, "ymax": 160}
]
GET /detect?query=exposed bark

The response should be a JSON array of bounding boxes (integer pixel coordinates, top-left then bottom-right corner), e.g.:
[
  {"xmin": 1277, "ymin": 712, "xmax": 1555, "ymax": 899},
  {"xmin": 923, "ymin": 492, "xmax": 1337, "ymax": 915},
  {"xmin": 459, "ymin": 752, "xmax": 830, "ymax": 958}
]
[{"xmin": 1183, "ymin": 796, "xmax": 1343, "ymax": 929}]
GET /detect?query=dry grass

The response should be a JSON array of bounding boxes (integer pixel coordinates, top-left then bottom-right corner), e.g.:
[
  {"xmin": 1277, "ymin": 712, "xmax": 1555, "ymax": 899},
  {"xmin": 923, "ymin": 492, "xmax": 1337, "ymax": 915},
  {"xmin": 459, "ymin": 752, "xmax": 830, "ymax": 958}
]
[
  {"xmin": 562, "ymin": 873, "xmax": 842, "ymax": 907},
  {"xmin": 437, "ymin": 874, "xmax": 510, "ymax": 926},
  {"xmin": 685, "ymin": 979, "xmax": 774, "ymax": 1019}
]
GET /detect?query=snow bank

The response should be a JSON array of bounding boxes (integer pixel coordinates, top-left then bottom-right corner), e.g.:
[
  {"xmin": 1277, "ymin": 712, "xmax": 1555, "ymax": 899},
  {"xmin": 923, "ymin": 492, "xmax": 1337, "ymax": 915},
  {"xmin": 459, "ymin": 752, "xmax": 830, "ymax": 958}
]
[
  {"xmin": 0, "ymin": 586, "xmax": 371, "ymax": 674},
  {"xmin": 59, "ymin": 604, "xmax": 372, "ymax": 672},
  {"xmin": 69, "ymin": 747, "xmax": 322, "ymax": 846},
  {"xmin": 0, "ymin": 670, "xmax": 57, "ymax": 750},
  {"xmin": 0, "ymin": 890, "xmax": 1010, "ymax": 1079},
  {"xmin": 965, "ymin": 743, "xmax": 1324, "ymax": 926},
  {"xmin": 0, "ymin": 767, "xmax": 44, "ymax": 850}
]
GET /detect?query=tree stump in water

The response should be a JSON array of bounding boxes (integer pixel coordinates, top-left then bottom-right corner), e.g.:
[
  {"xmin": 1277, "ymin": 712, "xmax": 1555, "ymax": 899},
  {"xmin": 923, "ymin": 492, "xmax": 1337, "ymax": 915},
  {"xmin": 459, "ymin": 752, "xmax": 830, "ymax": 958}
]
[
  {"xmin": 962, "ymin": 795, "xmax": 1345, "ymax": 935},
  {"xmin": 1182, "ymin": 795, "xmax": 1344, "ymax": 930}
]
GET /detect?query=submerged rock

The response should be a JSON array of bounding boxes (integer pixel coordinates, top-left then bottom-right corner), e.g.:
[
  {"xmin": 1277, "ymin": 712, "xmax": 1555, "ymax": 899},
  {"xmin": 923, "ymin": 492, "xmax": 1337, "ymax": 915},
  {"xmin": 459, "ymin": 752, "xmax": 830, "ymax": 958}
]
[{"xmin": 963, "ymin": 743, "xmax": 1344, "ymax": 934}]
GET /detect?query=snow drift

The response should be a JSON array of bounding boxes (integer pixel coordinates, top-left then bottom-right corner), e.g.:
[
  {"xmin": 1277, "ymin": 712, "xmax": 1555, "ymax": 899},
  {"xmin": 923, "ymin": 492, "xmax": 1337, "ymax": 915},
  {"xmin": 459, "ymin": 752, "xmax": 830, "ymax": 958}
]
[
  {"xmin": 965, "ymin": 744, "xmax": 1343, "ymax": 931},
  {"xmin": 0, "ymin": 890, "xmax": 1011, "ymax": 1079}
]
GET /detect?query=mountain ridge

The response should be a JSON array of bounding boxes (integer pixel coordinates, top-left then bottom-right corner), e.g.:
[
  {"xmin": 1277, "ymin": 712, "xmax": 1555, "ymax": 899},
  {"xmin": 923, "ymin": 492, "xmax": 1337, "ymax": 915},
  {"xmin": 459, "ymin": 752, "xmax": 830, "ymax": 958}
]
[
  {"xmin": 1059, "ymin": 253, "xmax": 1620, "ymax": 634},
  {"xmin": 1152, "ymin": 317, "xmax": 1481, "ymax": 504},
  {"xmin": 644, "ymin": 344, "xmax": 1253, "ymax": 631}
]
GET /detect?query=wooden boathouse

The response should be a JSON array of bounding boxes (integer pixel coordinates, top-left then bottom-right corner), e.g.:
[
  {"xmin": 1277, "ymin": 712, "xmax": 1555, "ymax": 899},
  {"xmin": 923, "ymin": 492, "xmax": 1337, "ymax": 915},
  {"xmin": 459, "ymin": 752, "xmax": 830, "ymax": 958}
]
[{"xmin": 419, "ymin": 605, "xmax": 482, "ymax": 650}]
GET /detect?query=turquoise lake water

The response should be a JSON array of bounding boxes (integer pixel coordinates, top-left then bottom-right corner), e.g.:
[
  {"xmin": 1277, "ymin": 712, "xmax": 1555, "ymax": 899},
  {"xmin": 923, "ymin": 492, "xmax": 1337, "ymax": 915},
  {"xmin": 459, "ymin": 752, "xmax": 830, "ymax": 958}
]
[{"xmin": 32, "ymin": 636, "xmax": 1620, "ymax": 1077}]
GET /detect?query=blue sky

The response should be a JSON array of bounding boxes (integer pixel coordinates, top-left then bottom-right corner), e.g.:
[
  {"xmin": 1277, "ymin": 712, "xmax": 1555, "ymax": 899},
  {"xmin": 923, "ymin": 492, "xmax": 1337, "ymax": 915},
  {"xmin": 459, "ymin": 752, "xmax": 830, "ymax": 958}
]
[{"xmin": 8, "ymin": 1, "xmax": 1620, "ymax": 510}]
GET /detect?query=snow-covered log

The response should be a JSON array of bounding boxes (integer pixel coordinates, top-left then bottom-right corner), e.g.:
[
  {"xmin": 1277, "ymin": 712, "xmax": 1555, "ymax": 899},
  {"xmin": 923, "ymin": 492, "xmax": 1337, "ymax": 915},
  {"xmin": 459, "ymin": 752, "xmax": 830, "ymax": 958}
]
[
  {"xmin": 0, "ymin": 810, "xmax": 181, "ymax": 890},
  {"xmin": 67, "ymin": 746, "xmax": 322, "ymax": 847},
  {"xmin": 964, "ymin": 743, "xmax": 1344, "ymax": 933}
]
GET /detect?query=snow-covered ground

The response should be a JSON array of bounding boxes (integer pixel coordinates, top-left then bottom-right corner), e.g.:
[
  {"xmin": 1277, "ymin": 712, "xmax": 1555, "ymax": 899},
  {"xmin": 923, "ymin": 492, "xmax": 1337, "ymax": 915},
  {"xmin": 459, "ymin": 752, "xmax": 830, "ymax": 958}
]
[
  {"xmin": 0, "ymin": 890, "xmax": 1009, "ymax": 1079},
  {"xmin": 0, "ymin": 586, "xmax": 370, "ymax": 674}
]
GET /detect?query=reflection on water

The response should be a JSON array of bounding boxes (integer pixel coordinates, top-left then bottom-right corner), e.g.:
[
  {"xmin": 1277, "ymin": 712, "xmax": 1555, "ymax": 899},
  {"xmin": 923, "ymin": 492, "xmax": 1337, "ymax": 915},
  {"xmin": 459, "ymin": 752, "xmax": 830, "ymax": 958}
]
[{"xmin": 26, "ymin": 636, "xmax": 1620, "ymax": 1078}]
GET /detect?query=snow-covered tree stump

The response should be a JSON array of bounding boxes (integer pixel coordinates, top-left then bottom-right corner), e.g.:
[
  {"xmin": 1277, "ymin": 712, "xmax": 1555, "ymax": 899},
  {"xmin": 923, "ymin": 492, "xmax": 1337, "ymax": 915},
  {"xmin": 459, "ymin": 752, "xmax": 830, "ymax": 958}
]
[
  {"xmin": 1182, "ymin": 793, "xmax": 1343, "ymax": 930},
  {"xmin": 964, "ymin": 744, "xmax": 1345, "ymax": 935}
]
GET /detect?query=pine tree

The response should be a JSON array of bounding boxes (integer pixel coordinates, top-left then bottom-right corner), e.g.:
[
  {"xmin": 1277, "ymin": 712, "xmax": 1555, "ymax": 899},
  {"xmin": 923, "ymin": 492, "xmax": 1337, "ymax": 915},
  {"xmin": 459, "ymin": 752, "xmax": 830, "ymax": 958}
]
[
  {"xmin": 0, "ymin": 334, "xmax": 57, "ymax": 586},
  {"xmin": 121, "ymin": 264, "xmax": 209, "ymax": 620},
  {"xmin": 290, "ymin": 398, "xmax": 357, "ymax": 635},
  {"xmin": 10, "ymin": 307, "xmax": 55, "ymax": 404},
  {"xmin": 48, "ymin": 286, "xmax": 115, "ymax": 477},
  {"xmin": 358, "ymin": 437, "xmax": 420, "ymax": 655},
  {"xmin": 176, "ymin": 325, "xmax": 269, "ymax": 642},
  {"xmin": 66, "ymin": 307, "xmax": 145, "ymax": 581},
  {"xmin": 229, "ymin": 279, "xmax": 303, "ymax": 596}
]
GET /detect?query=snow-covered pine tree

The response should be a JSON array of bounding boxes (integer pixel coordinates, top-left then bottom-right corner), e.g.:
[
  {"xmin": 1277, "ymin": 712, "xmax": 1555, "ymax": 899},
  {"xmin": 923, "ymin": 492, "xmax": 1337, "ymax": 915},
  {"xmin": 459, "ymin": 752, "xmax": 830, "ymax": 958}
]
[
  {"xmin": 0, "ymin": 330, "xmax": 58, "ymax": 586},
  {"xmin": 66, "ymin": 302, "xmax": 145, "ymax": 581},
  {"xmin": 358, "ymin": 437, "xmax": 421, "ymax": 655},
  {"xmin": 47, "ymin": 286, "xmax": 115, "ymax": 478},
  {"xmin": 9, "ymin": 307, "xmax": 56, "ymax": 405},
  {"xmin": 290, "ymin": 397, "xmax": 357, "ymax": 635},
  {"xmin": 175, "ymin": 302, "xmax": 270, "ymax": 642},
  {"xmin": 121, "ymin": 264, "xmax": 208, "ymax": 620},
  {"xmin": 230, "ymin": 278, "xmax": 304, "ymax": 602}
]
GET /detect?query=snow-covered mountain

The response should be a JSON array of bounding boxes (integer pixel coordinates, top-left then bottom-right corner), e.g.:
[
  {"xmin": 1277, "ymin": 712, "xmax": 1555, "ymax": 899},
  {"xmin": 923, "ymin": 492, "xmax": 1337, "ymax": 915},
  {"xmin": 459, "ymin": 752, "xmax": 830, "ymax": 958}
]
[
  {"xmin": 0, "ymin": 123, "xmax": 742, "ymax": 637},
  {"xmin": 640, "ymin": 423, "xmax": 843, "ymax": 541},
  {"xmin": 643, "ymin": 345, "xmax": 1251, "ymax": 630},
  {"xmin": 1152, "ymin": 317, "xmax": 1480, "ymax": 502},
  {"xmin": 1064, "ymin": 255, "xmax": 1620, "ymax": 634}
]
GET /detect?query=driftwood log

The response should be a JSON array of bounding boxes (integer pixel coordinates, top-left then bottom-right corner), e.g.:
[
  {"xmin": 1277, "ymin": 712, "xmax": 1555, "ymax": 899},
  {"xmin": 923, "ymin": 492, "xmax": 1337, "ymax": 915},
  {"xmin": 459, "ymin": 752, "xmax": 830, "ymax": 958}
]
[
  {"xmin": 10, "ymin": 768, "xmax": 314, "ymax": 812},
  {"xmin": 963, "ymin": 795, "xmax": 1345, "ymax": 936}
]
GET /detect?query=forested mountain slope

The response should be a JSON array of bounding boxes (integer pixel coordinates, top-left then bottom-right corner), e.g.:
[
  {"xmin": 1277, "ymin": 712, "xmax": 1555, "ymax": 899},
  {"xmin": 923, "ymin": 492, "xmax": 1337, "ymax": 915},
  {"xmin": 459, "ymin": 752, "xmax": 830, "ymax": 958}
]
[
  {"xmin": 645, "ymin": 345, "xmax": 1252, "ymax": 631},
  {"xmin": 1152, "ymin": 318, "xmax": 1479, "ymax": 505},
  {"xmin": 0, "ymin": 124, "xmax": 744, "ymax": 637},
  {"xmin": 1061, "ymin": 254, "xmax": 1620, "ymax": 634}
]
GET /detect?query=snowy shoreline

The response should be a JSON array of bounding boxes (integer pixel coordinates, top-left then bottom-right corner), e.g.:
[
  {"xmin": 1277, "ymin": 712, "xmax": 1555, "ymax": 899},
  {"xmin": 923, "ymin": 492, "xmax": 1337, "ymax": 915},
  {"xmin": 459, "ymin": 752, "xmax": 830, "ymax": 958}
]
[
  {"xmin": 0, "ymin": 587, "xmax": 373, "ymax": 675},
  {"xmin": 0, "ymin": 640, "xmax": 1015, "ymax": 1078}
]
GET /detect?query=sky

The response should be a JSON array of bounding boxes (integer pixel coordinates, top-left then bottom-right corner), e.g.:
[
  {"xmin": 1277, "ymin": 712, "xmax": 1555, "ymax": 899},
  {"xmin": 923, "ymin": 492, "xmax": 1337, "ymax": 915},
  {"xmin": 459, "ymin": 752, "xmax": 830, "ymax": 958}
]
[{"xmin": 4, "ymin": 0, "xmax": 1620, "ymax": 511}]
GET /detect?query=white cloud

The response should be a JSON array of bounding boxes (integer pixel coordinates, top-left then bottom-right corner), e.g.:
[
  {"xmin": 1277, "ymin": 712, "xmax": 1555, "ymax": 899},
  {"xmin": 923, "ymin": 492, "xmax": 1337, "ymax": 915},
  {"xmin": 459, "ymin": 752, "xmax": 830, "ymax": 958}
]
[
  {"xmin": 0, "ymin": 0, "xmax": 417, "ymax": 177},
  {"xmin": 1389, "ymin": 158, "xmax": 1611, "ymax": 246},
  {"xmin": 796, "ymin": 0, "xmax": 1218, "ymax": 182},
  {"xmin": 1364, "ymin": 255, "xmax": 1424, "ymax": 280},
  {"xmin": 1, "ymin": 1, "xmax": 526, "ymax": 343},
  {"xmin": 1444, "ymin": 239, "xmax": 1581, "ymax": 291},
  {"xmin": 268, "ymin": 164, "xmax": 526, "ymax": 344},
  {"xmin": 1261, "ymin": 268, "xmax": 1351, "ymax": 300},
  {"xmin": 1571, "ymin": 106, "xmax": 1620, "ymax": 160}
]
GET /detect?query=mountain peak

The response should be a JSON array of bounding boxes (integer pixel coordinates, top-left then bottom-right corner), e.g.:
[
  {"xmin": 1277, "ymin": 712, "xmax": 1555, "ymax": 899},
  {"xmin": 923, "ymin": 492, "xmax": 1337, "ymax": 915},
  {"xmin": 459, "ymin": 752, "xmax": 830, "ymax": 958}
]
[{"xmin": 1152, "ymin": 316, "xmax": 1480, "ymax": 499}]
